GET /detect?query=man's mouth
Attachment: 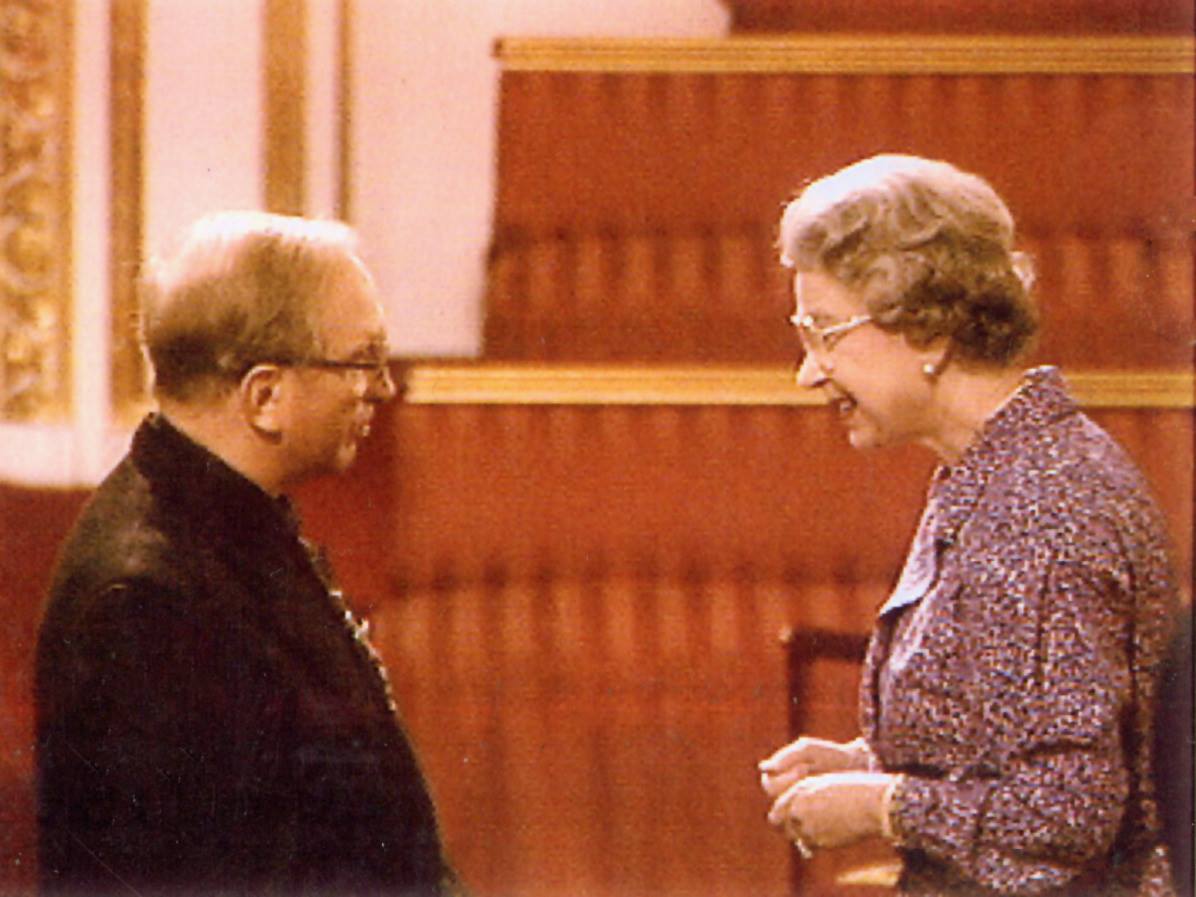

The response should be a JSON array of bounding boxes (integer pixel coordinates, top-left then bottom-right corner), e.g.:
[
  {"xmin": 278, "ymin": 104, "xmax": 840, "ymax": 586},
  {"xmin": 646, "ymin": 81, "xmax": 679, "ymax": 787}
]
[{"xmin": 831, "ymin": 395, "xmax": 858, "ymax": 418}]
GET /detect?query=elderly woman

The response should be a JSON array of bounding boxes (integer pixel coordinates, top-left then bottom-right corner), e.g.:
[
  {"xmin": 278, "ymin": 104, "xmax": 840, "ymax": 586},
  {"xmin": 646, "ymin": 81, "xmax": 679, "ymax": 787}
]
[{"xmin": 758, "ymin": 155, "xmax": 1178, "ymax": 895}]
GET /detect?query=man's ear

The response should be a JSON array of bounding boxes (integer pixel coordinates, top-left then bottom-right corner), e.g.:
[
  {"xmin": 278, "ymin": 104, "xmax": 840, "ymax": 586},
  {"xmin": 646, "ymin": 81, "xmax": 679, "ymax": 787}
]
[{"xmin": 238, "ymin": 364, "xmax": 287, "ymax": 437}]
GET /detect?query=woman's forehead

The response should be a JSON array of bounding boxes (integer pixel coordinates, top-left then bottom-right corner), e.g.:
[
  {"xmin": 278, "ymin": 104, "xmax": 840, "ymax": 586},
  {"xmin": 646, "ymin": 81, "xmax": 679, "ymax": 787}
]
[{"xmin": 793, "ymin": 270, "xmax": 863, "ymax": 316}]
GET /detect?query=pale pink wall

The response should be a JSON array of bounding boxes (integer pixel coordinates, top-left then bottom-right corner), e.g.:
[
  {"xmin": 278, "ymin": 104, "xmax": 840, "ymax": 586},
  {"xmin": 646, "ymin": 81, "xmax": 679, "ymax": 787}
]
[
  {"xmin": 138, "ymin": 0, "xmax": 729, "ymax": 354},
  {"xmin": 351, "ymin": 1, "xmax": 730, "ymax": 356},
  {"xmin": 2, "ymin": 1, "xmax": 730, "ymax": 486},
  {"xmin": 144, "ymin": 0, "xmax": 264, "ymax": 261}
]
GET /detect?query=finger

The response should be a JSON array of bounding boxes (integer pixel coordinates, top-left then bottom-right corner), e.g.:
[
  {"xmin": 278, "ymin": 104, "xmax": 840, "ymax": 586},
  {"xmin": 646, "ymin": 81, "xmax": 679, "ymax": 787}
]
[
  {"xmin": 768, "ymin": 779, "xmax": 809, "ymax": 827},
  {"xmin": 784, "ymin": 819, "xmax": 815, "ymax": 859},
  {"xmin": 760, "ymin": 766, "xmax": 809, "ymax": 798},
  {"xmin": 758, "ymin": 737, "xmax": 809, "ymax": 772},
  {"xmin": 758, "ymin": 739, "xmax": 801, "ymax": 772}
]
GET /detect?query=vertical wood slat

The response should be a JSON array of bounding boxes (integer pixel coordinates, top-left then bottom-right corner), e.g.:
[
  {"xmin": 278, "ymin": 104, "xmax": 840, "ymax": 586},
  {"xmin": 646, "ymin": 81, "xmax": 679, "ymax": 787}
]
[
  {"xmin": 485, "ymin": 224, "xmax": 1193, "ymax": 364},
  {"xmin": 346, "ymin": 402, "xmax": 1190, "ymax": 592}
]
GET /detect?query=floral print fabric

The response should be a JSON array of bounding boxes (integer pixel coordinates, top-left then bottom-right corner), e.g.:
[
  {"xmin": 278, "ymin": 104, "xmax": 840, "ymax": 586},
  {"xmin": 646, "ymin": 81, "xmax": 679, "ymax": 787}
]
[{"xmin": 861, "ymin": 367, "xmax": 1179, "ymax": 896}]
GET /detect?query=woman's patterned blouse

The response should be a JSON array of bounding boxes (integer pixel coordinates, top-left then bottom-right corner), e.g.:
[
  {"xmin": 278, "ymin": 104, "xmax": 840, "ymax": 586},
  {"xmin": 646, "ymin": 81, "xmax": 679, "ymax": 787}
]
[{"xmin": 861, "ymin": 366, "xmax": 1180, "ymax": 896}]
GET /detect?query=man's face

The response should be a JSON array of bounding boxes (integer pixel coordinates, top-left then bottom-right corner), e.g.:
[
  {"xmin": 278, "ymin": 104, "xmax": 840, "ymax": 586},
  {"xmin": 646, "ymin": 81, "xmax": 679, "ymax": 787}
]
[{"xmin": 280, "ymin": 258, "xmax": 396, "ymax": 484}]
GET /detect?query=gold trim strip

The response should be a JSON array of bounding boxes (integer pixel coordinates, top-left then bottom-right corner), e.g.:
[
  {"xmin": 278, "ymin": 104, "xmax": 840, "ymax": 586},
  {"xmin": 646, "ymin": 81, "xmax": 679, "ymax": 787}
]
[
  {"xmin": 403, "ymin": 364, "xmax": 1195, "ymax": 409},
  {"xmin": 1069, "ymin": 371, "xmax": 1196, "ymax": 409},
  {"xmin": 495, "ymin": 36, "xmax": 1195, "ymax": 75},
  {"xmin": 337, "ymin": 0, "xmax": 354, "ymax": 222},
  {"xmin": 110, "ymin": 0, "xmax": 147, "ymax": 418},
  {"xmin": 57, "ymin": 0, "xmax": 75, "ymax": 421},
  {"xmin": 0, "ymin": 0, "xmax": 76, "ymax": 422},
  {"xmin": 264, "ymin": 0, "xmax": 308, "ymax": 214}
]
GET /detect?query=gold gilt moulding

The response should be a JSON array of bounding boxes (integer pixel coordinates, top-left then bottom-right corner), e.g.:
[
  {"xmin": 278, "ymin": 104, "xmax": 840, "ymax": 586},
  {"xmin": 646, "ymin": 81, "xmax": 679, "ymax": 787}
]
[
  {"xmin": 1, "ymin": 0, "xmax": 74, "ymax": 423},
  {"xmin": 401, "ymin": 364, "xmax": 1195, "ymax": 409},
  {"xmin": 494, "ymin": 36, "xmax": 1196, "ymax": 76}
]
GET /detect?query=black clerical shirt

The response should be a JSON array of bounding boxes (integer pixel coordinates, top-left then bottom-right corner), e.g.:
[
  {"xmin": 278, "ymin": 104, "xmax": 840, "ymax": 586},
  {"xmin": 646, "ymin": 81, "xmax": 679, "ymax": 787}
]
[{"xmin": 35, "ymin": 414, "xmax": 450, "ymax": 896}]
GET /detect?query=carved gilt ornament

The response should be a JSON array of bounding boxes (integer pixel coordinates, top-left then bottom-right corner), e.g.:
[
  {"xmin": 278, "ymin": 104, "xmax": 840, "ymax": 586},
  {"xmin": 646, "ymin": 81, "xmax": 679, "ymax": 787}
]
[{"xmin": 1, "ymin": 0, "xmax": 71, "ymax": 422}]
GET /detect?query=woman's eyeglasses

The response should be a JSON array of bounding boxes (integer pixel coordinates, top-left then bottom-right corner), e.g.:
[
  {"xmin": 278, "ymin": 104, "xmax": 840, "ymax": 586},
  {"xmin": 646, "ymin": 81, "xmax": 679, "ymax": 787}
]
[{"xmin": 789, "ymin": 313, "xmax": 874, "ymax": 356}]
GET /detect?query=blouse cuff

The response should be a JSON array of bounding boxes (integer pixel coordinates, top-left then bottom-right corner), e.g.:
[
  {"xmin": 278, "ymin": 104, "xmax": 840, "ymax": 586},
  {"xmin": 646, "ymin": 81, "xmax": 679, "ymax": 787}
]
[
  {"xmin": 880, "ymin": 774, "xmax": 905, "ymax": 843},
  {"xmin": 849, "ymin": 736, "xmax": 879, "ymax": 771}
]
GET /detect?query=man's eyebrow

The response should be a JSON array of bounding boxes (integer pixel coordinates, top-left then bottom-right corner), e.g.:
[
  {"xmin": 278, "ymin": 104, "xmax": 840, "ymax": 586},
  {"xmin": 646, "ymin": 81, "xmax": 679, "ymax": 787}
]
[{"xmin": 351, "ymin": 336, "xmax": 390, "ymax": 358}]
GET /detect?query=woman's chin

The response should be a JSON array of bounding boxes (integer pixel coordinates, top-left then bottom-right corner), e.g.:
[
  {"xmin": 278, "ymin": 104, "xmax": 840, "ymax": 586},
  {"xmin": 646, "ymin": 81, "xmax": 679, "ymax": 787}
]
[{"xmin": 845, "ymin": 422, "xmax": 885, "ymax": 452}]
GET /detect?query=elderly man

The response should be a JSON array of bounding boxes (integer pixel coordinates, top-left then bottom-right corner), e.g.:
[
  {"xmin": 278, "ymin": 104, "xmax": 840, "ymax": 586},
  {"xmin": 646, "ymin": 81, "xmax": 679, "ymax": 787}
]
[{"xmin": 35, "ymin": 212, "xmax": 454, "ymax": 896}]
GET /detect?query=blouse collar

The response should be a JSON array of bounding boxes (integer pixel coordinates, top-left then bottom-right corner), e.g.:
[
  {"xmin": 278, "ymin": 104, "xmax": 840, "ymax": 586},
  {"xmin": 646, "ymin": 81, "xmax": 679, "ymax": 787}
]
[{"xmin": 926, "ymin": 365, "xmax": 1077, "ymax": 551}]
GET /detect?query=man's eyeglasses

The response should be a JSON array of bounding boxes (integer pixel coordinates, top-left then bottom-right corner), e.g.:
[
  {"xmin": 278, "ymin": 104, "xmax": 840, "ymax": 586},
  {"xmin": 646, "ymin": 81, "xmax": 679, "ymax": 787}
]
[
  {"xmin": 297, "ymin": 357, "xmax": 390, "ymax": 375},
  {"xmin": 789, "ymin": 313, "xmax": 873, "ymax": 356},
  {"xmin": 266, "ymin": 355, "xmax": 392, "ymax": 382}
]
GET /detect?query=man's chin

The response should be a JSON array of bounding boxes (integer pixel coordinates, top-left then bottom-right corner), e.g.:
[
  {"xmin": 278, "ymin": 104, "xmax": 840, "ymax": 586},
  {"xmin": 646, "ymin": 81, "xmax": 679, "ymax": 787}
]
[{"xmin": 335, "ymin": 442, "xmax": 360, "ymax": 470}]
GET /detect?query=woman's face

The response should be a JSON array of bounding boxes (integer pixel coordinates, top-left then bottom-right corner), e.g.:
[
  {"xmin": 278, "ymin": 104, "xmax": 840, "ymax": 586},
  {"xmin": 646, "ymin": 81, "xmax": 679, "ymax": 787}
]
[{"xmin": 792, "ymin": 269, "xmax": 942, "ymax": 453}]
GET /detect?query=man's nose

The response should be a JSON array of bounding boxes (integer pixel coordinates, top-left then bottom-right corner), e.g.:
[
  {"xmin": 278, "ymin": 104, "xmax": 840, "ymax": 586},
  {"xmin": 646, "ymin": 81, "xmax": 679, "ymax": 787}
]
[
  {"xmin": 370, "ymin": 364, "xmax": 399, "ymax": 403},
  {"xmin": 795, "ymin": 352, "xmax": 829, "ymax": 390}
]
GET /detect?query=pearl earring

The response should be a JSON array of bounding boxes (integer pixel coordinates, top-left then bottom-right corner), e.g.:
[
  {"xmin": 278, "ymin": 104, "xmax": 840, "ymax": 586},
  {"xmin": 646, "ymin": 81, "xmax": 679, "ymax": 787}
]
[{"xmin": 922, "ymin": 361, "xmax": 938, "ymax": 378}]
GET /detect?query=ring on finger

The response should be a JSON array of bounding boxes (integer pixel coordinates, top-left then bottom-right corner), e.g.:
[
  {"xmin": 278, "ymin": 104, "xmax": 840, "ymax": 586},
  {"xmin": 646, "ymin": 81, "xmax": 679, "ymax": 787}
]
[{"xmin": 785, "ymin": 820, "xmax": 814, "ymax": 859}]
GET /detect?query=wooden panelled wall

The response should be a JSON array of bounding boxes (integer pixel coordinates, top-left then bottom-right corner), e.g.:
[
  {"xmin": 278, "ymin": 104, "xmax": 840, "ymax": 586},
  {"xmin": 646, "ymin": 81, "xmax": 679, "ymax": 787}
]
[
  {"xmin": 2, "ymin": 406, "xmax": 1189, "ymax": 896},
  {"xmin": 0, "ymin": 486, "xmax": 90, "ymax": 891},
  {"xmin": 487, "ymin": 61, "xmax": 1192, "ymax": 366},
  {"xmin": 290, "ymin": 393, "xmax": 1192, "ymax": 897},
  {"xmin": 396, "ymin": 38, "xmax": 1192, "ymax": 897}
]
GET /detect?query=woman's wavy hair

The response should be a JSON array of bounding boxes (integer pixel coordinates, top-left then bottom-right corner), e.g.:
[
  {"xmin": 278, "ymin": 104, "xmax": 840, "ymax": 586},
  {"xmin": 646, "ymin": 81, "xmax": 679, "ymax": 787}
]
[
  {"xmin": 779, "ymin": 154, "xmax": 1038, "ymax": 366},
  {"xmin": 140, "ymin": 211, "xmax": 362, "ymax": 401}
]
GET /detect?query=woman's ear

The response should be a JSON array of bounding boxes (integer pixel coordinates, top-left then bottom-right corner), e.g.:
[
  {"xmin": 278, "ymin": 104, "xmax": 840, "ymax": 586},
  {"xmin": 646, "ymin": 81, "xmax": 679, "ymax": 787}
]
[
  {"xmin": 238, "ymin": 364, "xmax": 287, "ymax": 437},
  {"xmin": 917, "ymin": 339, "xmax": 953, "ymax": 380}
]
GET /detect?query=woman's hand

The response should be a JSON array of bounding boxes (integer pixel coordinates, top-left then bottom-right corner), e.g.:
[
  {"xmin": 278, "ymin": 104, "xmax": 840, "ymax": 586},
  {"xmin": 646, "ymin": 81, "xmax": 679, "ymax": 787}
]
[
  {"xmin": 766, "ymin": 771, "xmax": 897, "ymax": 851},
  {"xmin": 757, "ymin": 736, "xmax": 870, "ymax": 799}
]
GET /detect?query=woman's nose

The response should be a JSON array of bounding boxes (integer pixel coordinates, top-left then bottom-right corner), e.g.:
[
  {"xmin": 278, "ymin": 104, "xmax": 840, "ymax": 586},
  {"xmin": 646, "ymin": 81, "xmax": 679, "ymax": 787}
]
[{"xmin": 795, "ymin": 352, "xmax": 829, "ymax": 389}]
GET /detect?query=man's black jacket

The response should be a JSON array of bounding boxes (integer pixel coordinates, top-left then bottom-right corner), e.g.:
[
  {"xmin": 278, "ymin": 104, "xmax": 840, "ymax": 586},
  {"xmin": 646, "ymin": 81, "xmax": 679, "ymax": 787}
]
[{"xmin": 35, "ymin": 414, "xmax": 450, "ymax": 896}]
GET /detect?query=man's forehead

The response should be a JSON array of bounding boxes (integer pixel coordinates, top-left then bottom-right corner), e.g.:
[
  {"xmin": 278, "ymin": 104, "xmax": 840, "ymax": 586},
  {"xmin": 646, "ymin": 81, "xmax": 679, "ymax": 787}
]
[
  {"xmin": 357, "ymin": 328, "xmax": 389, "ymax": 352},
  {"xmin": 322, "ymin": 310, "xmax": 386, "ymax": 345},
  {"xmin": 317, "ymin": 271, "xmax": 387, "ymax": 344}
]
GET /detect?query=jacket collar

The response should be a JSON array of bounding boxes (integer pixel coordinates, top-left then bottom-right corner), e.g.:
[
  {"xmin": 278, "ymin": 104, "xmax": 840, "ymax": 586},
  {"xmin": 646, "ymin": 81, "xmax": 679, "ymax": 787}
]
[{"xmin": 130, "ymin": 413, "xmax": 304, "ymax": 555}]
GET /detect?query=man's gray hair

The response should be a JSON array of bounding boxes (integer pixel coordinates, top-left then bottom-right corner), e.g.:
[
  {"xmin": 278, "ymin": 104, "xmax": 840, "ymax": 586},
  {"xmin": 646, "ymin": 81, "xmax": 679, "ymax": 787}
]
[{"xmin": 140, "ymin": 210, "xmax": 363, "ymax": 401}]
